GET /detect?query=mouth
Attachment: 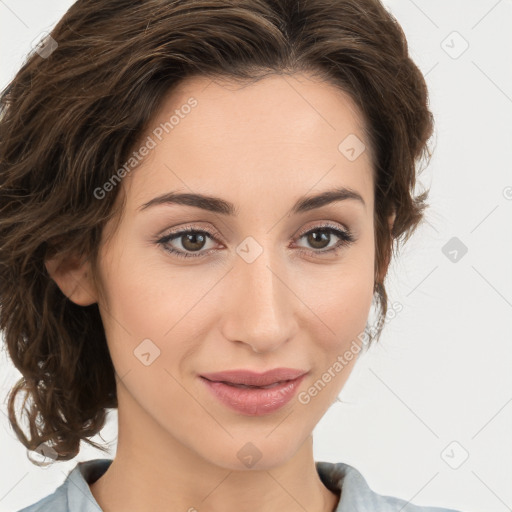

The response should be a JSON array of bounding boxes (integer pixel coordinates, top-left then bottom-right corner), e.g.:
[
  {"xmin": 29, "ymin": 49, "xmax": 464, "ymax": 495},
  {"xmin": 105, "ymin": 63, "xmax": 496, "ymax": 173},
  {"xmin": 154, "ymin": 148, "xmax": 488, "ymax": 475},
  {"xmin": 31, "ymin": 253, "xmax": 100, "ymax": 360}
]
[
  {"xmin": 202, "ymin": 378, "xmax": 294, "ymax": 390},
  {"xmin": 199, "ymin": 367, "xmax": 308, "ymax": 388},
  {"xmin": 199, "ymin": 372, "xmax": 308, "ymax": 416}
]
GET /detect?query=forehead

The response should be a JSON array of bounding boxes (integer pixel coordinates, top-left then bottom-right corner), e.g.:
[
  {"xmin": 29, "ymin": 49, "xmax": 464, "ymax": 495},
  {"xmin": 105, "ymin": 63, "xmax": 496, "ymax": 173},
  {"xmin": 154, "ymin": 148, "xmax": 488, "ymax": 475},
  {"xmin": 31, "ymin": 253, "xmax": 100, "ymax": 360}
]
[
  {"xmin": 158, "ymin": 72, "xmax": 368, "ymax": 147},
  {"xmin": 123, "ymin": 72, "xmax": 373, "ymax": 213}
]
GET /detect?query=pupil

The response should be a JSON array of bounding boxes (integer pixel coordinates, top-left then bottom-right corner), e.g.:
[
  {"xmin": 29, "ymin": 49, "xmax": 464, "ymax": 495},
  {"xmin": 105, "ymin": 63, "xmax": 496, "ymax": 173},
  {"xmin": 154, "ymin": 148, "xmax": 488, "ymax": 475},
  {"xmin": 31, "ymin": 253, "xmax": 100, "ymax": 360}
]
[
  {"xmin": 308, "ymin": 230, "xmax": 329, "ymax": 249},
  {"xmin": 183, "ymin": 233, "xmax": 205, "ymax": 251}
]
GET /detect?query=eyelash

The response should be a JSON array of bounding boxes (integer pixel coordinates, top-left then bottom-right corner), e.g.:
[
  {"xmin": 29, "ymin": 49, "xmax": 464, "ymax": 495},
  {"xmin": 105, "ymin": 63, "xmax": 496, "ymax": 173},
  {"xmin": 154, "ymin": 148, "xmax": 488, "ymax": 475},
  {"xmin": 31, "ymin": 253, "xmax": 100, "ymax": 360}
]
[{"xmin": 156, "ymin": 222, "xmax": 355, "ymax": 260}]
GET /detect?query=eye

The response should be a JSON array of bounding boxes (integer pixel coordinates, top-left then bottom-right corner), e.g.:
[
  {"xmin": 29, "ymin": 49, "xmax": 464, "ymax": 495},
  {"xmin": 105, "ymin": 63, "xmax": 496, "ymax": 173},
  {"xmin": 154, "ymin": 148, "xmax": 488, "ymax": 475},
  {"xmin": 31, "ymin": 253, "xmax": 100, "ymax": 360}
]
[
  {"xmin": 157, "ymin": 227, "xmax": 219, "ymax": 259},
  {"xmin": 293, "ymin": 222, "xmax": 355, "ymax": 257},
  {"xmin": 156, "ymin": 222, "xmax": 355, "ymax": 259}
]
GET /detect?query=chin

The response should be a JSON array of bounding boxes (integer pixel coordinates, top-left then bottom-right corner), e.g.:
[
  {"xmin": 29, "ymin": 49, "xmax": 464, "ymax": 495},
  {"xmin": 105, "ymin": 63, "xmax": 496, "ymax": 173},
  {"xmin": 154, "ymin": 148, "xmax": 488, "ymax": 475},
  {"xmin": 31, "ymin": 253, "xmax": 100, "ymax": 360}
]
[{"xmin": 197, "ymin": 431, "xmax": 309, "ymax": 471}]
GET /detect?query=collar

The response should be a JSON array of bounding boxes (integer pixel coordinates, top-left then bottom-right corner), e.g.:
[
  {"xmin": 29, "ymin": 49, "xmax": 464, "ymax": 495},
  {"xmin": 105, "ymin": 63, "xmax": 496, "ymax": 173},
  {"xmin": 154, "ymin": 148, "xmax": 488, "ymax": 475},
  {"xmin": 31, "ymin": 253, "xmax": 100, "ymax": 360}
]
[{"xmin": 64, "ymin": 458, "xmax": 454, "ymax": 512}]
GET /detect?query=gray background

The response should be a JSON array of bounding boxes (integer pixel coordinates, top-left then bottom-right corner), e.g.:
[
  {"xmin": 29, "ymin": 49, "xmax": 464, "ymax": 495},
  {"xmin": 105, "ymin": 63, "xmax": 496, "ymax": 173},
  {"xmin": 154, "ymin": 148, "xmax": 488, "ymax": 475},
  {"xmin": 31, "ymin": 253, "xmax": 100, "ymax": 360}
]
[{"xmin": 1, "ymin": 1, "xmax": 511, "ymax": 511}]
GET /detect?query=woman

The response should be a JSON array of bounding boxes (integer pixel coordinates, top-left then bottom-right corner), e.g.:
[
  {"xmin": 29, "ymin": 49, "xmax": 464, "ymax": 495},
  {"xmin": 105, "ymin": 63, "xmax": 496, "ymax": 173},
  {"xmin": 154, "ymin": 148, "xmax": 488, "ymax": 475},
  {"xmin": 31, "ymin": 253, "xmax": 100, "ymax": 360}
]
[{"xmin": 0, "ymin": 0, "xmax": 463, "ymax": 510}]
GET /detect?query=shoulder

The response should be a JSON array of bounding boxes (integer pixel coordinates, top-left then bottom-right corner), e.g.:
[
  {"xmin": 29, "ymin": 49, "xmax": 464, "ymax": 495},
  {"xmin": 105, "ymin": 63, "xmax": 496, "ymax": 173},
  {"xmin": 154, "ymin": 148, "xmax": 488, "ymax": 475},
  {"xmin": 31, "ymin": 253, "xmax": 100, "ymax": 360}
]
[
  {"xmin": 16, "ymin": 458, "xmax": 112, "ymax": 512},
  {"xmin": 15, "ymin": 483, "xmax": 68, "ymax": 512},
  {"xmin": 315, "ymin": 461, "xmax": 464, "ymax": 512}
]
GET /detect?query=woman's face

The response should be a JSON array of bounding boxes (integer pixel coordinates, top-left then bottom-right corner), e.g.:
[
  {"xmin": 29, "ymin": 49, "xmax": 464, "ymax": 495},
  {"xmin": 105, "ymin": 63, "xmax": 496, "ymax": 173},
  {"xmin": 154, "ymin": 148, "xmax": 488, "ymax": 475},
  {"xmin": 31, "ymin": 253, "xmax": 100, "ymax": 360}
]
[{"xmin": 95, "ymin": 72, "xmax": 376, "ymax": 470}]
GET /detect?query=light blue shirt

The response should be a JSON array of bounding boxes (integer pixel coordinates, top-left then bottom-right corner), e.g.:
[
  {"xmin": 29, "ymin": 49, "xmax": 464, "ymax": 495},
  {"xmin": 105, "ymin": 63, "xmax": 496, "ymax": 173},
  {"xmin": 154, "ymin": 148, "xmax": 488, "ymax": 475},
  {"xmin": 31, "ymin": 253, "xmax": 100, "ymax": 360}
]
[{"xmin": 17, "ymin": 458, "xmax": 463, "ymax": 512}]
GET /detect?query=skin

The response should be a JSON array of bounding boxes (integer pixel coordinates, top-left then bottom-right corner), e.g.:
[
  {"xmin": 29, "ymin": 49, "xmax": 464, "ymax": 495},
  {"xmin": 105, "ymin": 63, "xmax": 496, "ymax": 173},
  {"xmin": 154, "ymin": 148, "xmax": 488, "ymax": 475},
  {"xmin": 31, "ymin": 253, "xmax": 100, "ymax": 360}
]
[{"xmin": 46, "ymin": 72, "xmax": 394, "ymax": 512}]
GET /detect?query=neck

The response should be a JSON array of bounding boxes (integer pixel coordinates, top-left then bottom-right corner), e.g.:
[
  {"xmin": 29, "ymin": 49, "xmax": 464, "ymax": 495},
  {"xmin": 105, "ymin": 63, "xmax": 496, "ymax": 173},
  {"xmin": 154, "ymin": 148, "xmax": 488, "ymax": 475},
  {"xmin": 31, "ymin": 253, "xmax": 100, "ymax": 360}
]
[{"xmin": 89, "ymin": 385, "xmax": 340, "ymax": 512}]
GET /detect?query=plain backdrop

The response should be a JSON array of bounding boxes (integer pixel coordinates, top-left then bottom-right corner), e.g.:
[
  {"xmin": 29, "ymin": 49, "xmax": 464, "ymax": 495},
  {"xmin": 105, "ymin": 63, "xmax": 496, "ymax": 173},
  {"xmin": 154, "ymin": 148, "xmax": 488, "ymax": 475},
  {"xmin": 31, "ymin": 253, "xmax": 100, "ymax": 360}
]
[{"xmin": 1, "ymin": 1, "xmax": 511, "ymax": 511}]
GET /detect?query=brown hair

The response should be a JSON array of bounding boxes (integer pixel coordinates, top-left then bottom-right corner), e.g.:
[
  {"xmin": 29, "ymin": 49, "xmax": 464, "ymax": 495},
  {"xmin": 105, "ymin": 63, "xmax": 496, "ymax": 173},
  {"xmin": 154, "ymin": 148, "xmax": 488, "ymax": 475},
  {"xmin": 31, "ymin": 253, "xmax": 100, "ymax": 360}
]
[{"xmin": 0, "ymin": 0, "xmax": 433, "ymax": 463}]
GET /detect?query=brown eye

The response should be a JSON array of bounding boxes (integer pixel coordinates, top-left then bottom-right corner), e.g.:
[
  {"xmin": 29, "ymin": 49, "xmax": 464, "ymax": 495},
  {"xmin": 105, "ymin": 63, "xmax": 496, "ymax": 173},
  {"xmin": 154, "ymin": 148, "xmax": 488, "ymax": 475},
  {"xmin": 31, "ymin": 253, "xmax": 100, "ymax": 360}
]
[
  {"xmin": 295, "ymin": 224, "xmax": 355, "ymax": 256},
  {"xmin": 304, "ymin": 229, "xmax": 332, "ymax": 250},
  {"xmin": 158, "ymin": 228, "xmax": 218, "ymax": 259},
  {"xmin": 180, "ymin": 232, "xmax": 208, "ymax": 252},
  {"xmin": 156, "ymin": 223, "xmax": 355, "ymax": 260}
]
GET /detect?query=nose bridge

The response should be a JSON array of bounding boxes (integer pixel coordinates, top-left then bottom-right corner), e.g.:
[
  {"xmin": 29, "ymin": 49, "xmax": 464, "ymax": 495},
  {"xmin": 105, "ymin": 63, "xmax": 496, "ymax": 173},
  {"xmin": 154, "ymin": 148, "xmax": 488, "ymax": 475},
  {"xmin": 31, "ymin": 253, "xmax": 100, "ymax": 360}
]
[{"xmin": 224, "ymin": 240, "xmax": 294, "ymax": 352}]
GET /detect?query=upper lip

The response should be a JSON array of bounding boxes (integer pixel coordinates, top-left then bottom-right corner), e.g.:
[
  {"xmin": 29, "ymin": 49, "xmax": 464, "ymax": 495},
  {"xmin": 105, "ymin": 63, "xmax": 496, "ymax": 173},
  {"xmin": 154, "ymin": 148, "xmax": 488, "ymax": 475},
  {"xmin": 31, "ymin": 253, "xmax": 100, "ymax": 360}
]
[{"xmin": 200, "ymin": 368, "xmax": 308, "ymax": 386}]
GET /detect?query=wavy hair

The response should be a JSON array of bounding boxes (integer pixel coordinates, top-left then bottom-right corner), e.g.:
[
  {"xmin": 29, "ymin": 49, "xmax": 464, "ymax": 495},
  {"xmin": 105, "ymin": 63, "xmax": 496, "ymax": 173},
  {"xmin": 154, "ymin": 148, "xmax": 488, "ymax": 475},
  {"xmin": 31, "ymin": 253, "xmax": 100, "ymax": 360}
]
[{"xmin": 0, "ymin": 0, "xmax": 434, "ymax": 462}]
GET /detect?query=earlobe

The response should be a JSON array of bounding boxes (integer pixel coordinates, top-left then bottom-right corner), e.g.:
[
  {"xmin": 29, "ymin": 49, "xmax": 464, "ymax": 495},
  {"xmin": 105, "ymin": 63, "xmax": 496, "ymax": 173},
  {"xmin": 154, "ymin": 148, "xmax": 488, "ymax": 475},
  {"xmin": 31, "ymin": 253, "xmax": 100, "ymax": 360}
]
[
  {"xmin": 44, "ymin": 252, "xmax": 98, "ymax": 306},
  {"xmin": 388, "ymin": 210, "xmax": 396, "ymax": 233}
]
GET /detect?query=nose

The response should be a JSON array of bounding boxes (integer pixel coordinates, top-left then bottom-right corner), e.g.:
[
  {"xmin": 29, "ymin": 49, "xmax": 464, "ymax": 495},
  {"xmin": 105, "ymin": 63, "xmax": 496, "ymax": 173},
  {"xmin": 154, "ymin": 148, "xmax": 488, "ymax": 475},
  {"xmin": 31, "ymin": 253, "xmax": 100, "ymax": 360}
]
[{"xmin": 220, "ymin": 247, "xmax": 296, "ymax": 354}]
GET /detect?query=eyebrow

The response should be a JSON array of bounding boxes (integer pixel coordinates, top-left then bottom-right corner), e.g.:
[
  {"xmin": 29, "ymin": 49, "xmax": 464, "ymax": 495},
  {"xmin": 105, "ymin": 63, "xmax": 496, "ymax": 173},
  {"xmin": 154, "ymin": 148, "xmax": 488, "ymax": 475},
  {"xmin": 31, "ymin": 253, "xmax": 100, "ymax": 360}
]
[{"xmin": 138, "ymin": 186, "xmax": 366, "ymax": 215}]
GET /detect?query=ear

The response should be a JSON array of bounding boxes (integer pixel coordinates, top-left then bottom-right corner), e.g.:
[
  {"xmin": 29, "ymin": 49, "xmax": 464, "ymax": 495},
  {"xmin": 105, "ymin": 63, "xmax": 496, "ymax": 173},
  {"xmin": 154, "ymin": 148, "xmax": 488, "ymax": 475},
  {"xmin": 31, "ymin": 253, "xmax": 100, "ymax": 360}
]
[
  {"xmin": 376, "ymin": 210, "xmax": 396, "ymax": 284},
  {"xmin": 387, "ymin": 210, "xmax": 396, "ymax": 234},
  {"xmin": 44, "ymin": 251, "xmax": 98, "ymax": 306}
]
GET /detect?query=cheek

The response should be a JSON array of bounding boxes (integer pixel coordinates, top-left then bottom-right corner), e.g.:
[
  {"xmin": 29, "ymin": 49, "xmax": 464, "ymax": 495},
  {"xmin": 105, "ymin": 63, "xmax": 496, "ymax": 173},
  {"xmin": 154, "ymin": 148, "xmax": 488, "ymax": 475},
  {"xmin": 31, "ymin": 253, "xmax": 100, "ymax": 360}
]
[
  {"xmin": 295, "ymin": 260, "xmax": 374, "ymax": 408},
  {"xmin": 95, "ymin": 239, "xmax": 184, "ymax": 369},
  {"xmin": 329, "ymin": 271, "xmax": 374, "ymax": 327},
  {"xmin": 96, "ymin": 236, "xmax": 223, "ymax": 380},
  {"xmin": 295, "ymin": 248, "xmax": 375, "ymax": 348},
  {"xmin": 99, "ymin": 231, "xmax": 189, "ymax": 324}
]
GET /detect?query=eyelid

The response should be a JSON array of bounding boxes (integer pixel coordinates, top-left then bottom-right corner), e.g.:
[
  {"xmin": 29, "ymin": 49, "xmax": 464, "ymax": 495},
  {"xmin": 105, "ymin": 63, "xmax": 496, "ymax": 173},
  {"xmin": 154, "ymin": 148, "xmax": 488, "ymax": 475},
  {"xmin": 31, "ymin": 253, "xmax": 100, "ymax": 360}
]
[
  {"xmin": 158, "ymin": 222, "xmax": 223, "ymax": 242},
  {"xmin": 294, "ymin": 220, "xmax": 350, "ymax": 239},
  {"xmin": 159, "ymin": 220, "xmax": 349, "ymax": 242},
  {"xmin": 291, "ymin": 222, "xmax": 355, "ymax": 253}
]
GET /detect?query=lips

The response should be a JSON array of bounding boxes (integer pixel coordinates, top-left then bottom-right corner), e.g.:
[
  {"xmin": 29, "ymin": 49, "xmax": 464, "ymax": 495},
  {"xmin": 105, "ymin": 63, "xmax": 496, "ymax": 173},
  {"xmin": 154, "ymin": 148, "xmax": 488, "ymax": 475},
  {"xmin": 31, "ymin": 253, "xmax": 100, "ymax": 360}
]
[
  {"xmin": 221, "ymin": 381, "xmax": 284, "ymax": 390},
  {"xmin": 200, "ymin": 367, "xmax": 307, "ymax": 387},
  {"xmin": 200, "ymin": 370, "xmax": 308, "ymax": 415}
]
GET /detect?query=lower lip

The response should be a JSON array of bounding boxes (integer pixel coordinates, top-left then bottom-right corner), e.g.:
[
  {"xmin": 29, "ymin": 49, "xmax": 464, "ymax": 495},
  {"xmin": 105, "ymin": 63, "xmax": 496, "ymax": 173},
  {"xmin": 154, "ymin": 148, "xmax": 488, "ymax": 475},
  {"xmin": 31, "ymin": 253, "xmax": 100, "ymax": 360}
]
[{"xmin": 200, "ymin": 375, "xmax": 306, "ymax": 416}]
